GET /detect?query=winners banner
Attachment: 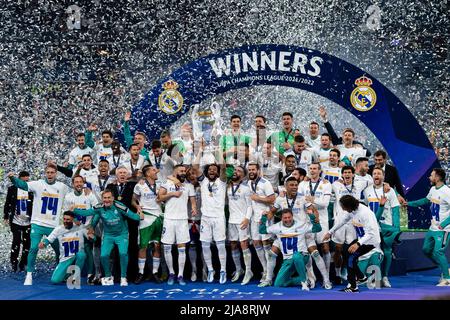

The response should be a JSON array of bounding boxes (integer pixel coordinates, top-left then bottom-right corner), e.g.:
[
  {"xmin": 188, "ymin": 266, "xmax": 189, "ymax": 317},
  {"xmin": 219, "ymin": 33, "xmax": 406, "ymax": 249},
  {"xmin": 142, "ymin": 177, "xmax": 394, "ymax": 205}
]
[{"xmin": 126, "ymin": 44, "xmax": 441, "ymax": 229}]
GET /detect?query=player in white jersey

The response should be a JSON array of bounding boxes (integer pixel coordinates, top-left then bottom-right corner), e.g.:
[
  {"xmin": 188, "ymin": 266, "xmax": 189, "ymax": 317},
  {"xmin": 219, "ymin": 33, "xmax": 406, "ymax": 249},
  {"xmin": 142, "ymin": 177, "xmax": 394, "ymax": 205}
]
[
  {"xmin": 312, "ymin": 133, "xmax": 334, "ymax": 168},
  {"xmin": 298, "ymin": 163, "xmax": 333, "ymax": 289},
  {"xmin": 8, "ymin": 164, "xmax": 71, "ymax": 285},
  {"xmin": 85, "ymin": 159, "xmax": 115, "ymax": 201},
  {"xmin": 193, "ymin": 149, "xmax": 228, "ymax": 284},
  {"xmin": 149, "ymin": 139, "xmax": 177, "ymax": 183},
  {"xmin": 354, "ymin": 157, "xmax": 374, "ymax": 201},
  {"xmin": 284, "ymin": 135, "xmax": 313, "ymax": 172},
  {"xmin": 322, "ymin": 148, "xmax": 342, "ymax": 184},
  {"xmin": 256, "ymin": 141, "xmax": 283, "ymax": 191},
  {"xmin": 260, "ymin": 208, "xmax": 322, "ymax": 290},
  {"xmin": 262, "ymin": 176, "xmax": 306, "ymax": 287},
  {"xmin": 305, "ymin": 121, "xmax": 321, "ymax": 150},
  {"xmin": 159, "ymin": 164, "xmax": 197, "ymax": 285},
  {"xmin": 337, "ymin": 128, "xmax": 367, "ymax": 166},
  {"xmin": 331, "ymin": 165, "xmax": 367, "ymax": 284},
  {"xmin": 123, "ymin": 143, "xmax": 147, "ymax": 178},
  {"xmin": 227, "ymin": 166, "xmax": 254, "ymax": 285},
  {"xmin": 324, "ymin": 195, "xmax": 381, "ymax": 292},
  {"xmin": 85, "ymin": 125, "xmax": 115, "ymax": 165},
  {"xmin": 132, "ymin": 165, "xmax": 164, "ymax": 284},
  {"xmin": 247, "ymin": 162, "xmax": 276, "ymax": 284},
  {"xmin": 248, "ymin": 115, "xmax": 272, "ymax": 153},
  {"xmin": 186, "ymin": 167, "xmax": 207, "ymax": 282},
  {"xmin": 39, "ymin": 211, "xmax": 93, "ymax": 284},
  {"xmin": 364, "ymin": 167, "xmax": 400, "ymax": 288},
  {"xmin": 3, "ymin": 171, "xmax": 32, "ymax": 272},
  {"xmin": 68, "ymin": 133, "xmax": 94, "ymax": 170},
  {"xmin": 322, "ymin": 148, "xmax": 342, "ymax": 231},
  {"xmin": 64, "ymin": 175, "xmax": 99, "ymax": 284},
  {"xmin": 109, "ymin": 140, "xmax": 130, "ymax": 175},
  {"xmin": 405, "ymin": 168, "xmax": 450, "ymax": 286},
  {"xmin": 73, "ymin": 154, "xmax": 98, "ymax": 182}
]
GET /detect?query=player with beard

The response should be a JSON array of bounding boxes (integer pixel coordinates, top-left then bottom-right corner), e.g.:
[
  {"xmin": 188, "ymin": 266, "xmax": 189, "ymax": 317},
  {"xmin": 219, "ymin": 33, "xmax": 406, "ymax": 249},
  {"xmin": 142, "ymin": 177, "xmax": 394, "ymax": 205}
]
[
  {"xmin": 256, "ymin": 141, "xmax": 283, "ymax": 191},
  {"xmin": 364, "ymin": 167, "xmax": 401, "ymax": 287},
  {"xmin": 39, "ymin": 211, "xmax": 93, "ymax": 284},
  {"xmin": 312, "ymin": 133, "xmax": 334, "ymax": 169},
  {"xmin": 63, "ymin": 175, "xmax": 99, "ymax": 285},
  {"xmin": 86, "ymin": 159, "xmax": 115, "ymax": 201},
  {"xmin": 85, "ymin": 125, "xmax": 115, "ymax": 165},
  {"xmin": 109, "ymin": 140, "xmax": 129, "ymax": 175},
  {"xmin": 159, "ymin": 165, "xmax": 197, "ymax": 285},
  {"xmin": 185, "ymin": 167, "xmax": 208, "ymax": 282},
  {"xmin": 68, "ymin": 133, "xmax": 94, "ymax": 170},
  {"xmin": 263, "ymin": 177, "xmax": 305, "ymax": 288},
  {"xmin": 298, "ymin": 163, "xmax": 333, "ymax": 289},
  {"xmin": 132, "ymin": 165, "xmax": 163, "ymax": 284},
  {"xmin": 124, "ymin": 143, "xmax": 147, "ymax": 179},
  {"xmin": 247, "ymin": 163, "xmax": 276, "ymax": 286},
  {"xmin": 404, "ymin": 168, "xmax": 450, "ymax": 286},
  {"xmin": 331, "ymin": 166, "xmax": 368, "ymax": 284},
  {"xmin": 227, "ymin": 165, "xmax": 254, "ymax": 285},
  {"xmin": 193, "ymin": 147, "xmax": 228, "ymax": 284},
  {"xmin": 260, "ymin": 208, "xmax": 322, "ymax": 290}
]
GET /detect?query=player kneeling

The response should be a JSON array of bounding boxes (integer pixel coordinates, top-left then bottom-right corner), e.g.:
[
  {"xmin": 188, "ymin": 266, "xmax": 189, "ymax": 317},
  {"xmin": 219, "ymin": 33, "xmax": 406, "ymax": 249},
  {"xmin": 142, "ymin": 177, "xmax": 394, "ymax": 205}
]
[
  {"xmin": 259, "ymin": 208, "xmax": 322, "ymax": 291},
  {"xmin": 39, "ymin": 211, "xmax": 93, "ymax": 284}
]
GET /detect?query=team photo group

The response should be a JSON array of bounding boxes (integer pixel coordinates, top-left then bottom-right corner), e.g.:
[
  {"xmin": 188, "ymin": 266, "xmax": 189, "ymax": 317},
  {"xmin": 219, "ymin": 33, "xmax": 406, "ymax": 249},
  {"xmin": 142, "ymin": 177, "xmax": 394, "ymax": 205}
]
[{"xmin": 4, "ymin": 104, "xmax": 450, "ymax": 294}]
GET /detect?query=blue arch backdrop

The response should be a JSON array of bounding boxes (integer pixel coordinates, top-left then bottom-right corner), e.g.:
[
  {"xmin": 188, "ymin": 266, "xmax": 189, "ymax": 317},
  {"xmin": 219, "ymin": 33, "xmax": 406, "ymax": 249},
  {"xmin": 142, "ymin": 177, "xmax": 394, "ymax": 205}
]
[{"xmin": 124, "ymin": 44, "xmax": 440, "ymax": 229}]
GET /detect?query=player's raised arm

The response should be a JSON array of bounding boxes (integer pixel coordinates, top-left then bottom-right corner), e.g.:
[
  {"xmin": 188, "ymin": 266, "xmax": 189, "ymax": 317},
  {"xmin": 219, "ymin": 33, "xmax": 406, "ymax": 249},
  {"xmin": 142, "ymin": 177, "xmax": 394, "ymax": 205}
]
[
  {"xmin": 85, "ymin": 124, "xmax": 97, "ymax": 148},
  {"xmin": 122, "ymin": 111, "xmax": 133, "ymax": 149},
  {"xmin": 8, "ymin": 173, "xmax": 29, "ymax": 191},
  {"xmin": 114, "ymin": 200, "xmax": 140, "ymax": 221}
]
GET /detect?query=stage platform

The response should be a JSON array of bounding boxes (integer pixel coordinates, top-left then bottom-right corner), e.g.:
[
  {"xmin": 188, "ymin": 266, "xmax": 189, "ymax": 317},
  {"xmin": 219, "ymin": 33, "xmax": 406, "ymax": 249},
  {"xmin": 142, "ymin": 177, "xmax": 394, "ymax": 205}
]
[{"xmin": 1, "ymin": 268, "xmax": 449, "ymax": 300}]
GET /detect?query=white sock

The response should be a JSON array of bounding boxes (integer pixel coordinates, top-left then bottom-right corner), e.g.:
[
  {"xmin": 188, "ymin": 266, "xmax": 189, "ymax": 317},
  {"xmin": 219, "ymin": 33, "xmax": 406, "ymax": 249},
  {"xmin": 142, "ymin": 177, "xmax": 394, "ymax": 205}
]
[
  {"xmin": 263, "ymin": 244, "xmax": 271, "ymax": 261},
  {"xmin": 177, "ymin": 247, "xmax": 186, "ymax": 278},
  {"xmin": 266, "ymin": 250, "xmax": 277, "ymax": 281},
  {"xmin": 323, "ymin": 252, "xmax": 331, "ymax": 273},
  {"xmin": 163, "ymin": 244, "xmax": 174, "ymax": 274},
  {"xmin": 202, "ymin": 242, "xmax": 213, "ymax": 271},
  {"xmin": 138, "ymin": 258, "xmax": 146, "ymax": 274},
  {"xmin": 242, "ymin": 248, "xmax": 252, "ymax": 272},
  {"xmin": 217, "ymin": 241, "xmax": 227, "ymax": 272},
  {"xmin": 152, "ymin": 257, "xmax": 160, "ymax": 274},
  {"xmin": 306, "ymin": 255, "xmax": 314, "ymax": 277},
  {"xmin": 255, "ymin": 246, "xmax": 267, "ymax": 273},
  {"xmin": 232, "ymin": 249, "xmax": 242, "ymax": 273},
  {"xmin": 312, "ymin": 250, "xmax": 330, "ymax": 282},
  {"xmin": 189, "ymin": 246, "xmax": 197, "ymax": 273}
]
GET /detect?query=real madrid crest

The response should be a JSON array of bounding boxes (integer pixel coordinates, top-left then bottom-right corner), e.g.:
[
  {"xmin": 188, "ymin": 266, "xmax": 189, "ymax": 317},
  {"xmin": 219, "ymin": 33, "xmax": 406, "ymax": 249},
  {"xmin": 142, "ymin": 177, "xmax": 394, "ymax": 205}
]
[
  {"xmin": 350, "ymin": 76, "xmax": 377, "ymax": 112},
  {"xmin": 158, "ymin": 80, "xmax": 184, "ymax": 114}
]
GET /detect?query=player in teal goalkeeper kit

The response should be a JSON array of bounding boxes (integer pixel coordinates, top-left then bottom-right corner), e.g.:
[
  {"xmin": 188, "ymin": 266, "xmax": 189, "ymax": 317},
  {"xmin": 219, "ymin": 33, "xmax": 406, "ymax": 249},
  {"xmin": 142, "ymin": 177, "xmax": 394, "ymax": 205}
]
[
  {"xmin": 405, "ymin": 168, "xmax": 450, "ymax": 286},
  {"xmin": 259, "ymin": 208, "xmax": 322, "ymax": 290},
  {"xmin": 74, "ymin": 189, "xmax": 141, "ymax": 286}
]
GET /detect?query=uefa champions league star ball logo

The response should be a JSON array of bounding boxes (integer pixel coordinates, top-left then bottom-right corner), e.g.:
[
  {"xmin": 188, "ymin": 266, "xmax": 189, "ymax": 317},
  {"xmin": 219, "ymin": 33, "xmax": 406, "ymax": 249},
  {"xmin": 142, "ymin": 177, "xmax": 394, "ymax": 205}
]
[
  {"xmin": 158, "ymin": 80, "xmax": 184, "ymax": 114},
  {"xmin": 350, "ymin": 76, "xmax": 377, "ymax": 112}
]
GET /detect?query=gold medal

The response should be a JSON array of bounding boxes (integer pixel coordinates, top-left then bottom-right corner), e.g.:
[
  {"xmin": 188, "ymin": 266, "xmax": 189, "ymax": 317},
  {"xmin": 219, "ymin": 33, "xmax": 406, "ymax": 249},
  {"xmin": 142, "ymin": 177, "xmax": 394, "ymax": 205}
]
[{"xmin": 118, "ymin": 196, "xmax": 122, "ymax": 201}]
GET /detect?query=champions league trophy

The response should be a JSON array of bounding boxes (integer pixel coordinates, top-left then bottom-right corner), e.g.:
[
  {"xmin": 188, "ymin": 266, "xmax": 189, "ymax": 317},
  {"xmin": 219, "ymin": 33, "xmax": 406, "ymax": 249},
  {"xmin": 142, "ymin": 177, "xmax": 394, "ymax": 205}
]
[{"xmin": 191, "ymin": 101, "xmax": 223, "ymax": 152}]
